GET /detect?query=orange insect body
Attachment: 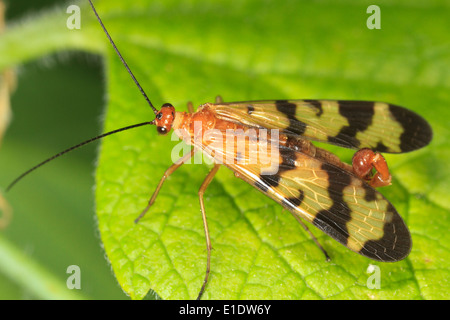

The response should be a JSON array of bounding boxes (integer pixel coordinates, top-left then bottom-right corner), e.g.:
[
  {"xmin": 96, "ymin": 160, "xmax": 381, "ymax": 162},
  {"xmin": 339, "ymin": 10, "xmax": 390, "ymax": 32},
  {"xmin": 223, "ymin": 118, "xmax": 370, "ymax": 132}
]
[
  {"xmin": 352, "ymin": 148, "xmax": 392, "ymax": 188},
  {"xmin": 174, "ymin": 105, "xmax": 248, "ymax": 136},
  {"xmin": 158, "ymin": 103, "xmax": 381, "ymax": 185}
]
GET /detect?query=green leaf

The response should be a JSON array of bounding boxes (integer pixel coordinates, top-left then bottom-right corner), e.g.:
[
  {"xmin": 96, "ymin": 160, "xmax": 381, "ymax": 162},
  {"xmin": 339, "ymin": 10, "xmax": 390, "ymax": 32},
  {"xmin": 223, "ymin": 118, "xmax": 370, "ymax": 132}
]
[{"xmin": 2, "ymin": 0, "xmax": 449, "ymax": 299}]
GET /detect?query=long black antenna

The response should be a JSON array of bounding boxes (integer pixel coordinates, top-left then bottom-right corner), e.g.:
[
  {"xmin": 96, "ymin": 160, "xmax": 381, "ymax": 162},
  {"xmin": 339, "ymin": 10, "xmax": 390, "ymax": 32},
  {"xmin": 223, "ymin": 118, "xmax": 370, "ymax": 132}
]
[
  {"xmin": 6, "ymin": 122, "xmax": 153, "ymax": 192},
  {"xmin": 88, "ymin": 0, "xmax": 158, "ymax": 114},
  {"xmin": 6, "ymin": 1, "xmax": 161, "ymax": 191}
]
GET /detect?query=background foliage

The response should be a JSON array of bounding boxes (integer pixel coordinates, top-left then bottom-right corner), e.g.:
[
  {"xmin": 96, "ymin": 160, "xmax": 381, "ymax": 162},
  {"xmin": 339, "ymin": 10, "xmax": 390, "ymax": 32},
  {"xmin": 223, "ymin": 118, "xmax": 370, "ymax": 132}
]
[{"xmin": 0, "ymin": 0, "xmax": 448, "ymax": 299}]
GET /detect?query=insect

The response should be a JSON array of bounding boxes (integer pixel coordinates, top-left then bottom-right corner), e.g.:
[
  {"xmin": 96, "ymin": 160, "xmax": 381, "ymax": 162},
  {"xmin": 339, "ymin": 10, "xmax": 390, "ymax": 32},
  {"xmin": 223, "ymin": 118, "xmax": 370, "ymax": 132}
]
[{"xmin": 6, "ymin": 0, "xmax": 433, "ymax": 300}]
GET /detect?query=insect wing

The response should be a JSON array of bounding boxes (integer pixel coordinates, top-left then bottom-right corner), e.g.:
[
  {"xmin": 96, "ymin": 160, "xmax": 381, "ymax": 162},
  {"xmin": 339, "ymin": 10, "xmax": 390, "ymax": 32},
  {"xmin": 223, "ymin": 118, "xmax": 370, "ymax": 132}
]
[
  {"xmin": 211, "ymin": 100, "xmax": 432, "ymax": 153},
  {"xmin": 191, "ymin": 124, "xmax": 412, "ymax": 262},
  {"xmin": 226, "ymin": 143, "xmax": 412, "ymax": 262}
]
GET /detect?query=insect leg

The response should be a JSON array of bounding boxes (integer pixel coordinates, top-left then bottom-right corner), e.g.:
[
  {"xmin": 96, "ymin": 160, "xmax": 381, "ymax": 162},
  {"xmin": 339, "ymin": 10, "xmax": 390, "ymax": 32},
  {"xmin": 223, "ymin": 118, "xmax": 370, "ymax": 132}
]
[
  {"xmin": 187, "ymin": 101, "xmax": 194, "ymax": 113},
  {"xmin": 215, "ymin": 95, "xmax": 223, "ymax": 103},
  {"xmin": 196, "ymin": 164, "xmax": 221, "ymax": 300},
  {"xmin": 291, "ymin": 214, "xmax": 330, "ymax": 261},
  {"xmin": 134, "ymin": 148, "xmax": 195, "ymax": 223}
]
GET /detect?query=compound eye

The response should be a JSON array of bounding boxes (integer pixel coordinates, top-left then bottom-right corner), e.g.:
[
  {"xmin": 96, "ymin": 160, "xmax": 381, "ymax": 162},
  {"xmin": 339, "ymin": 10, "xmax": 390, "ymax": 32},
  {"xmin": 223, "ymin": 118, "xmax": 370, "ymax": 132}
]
[
  {"xmin": 156, "ymin": 112, "xmax": 163, "ymax": 120},
  {"xmin": 157, "ymin": 126, "xmax": 168, "ymax": 135}
]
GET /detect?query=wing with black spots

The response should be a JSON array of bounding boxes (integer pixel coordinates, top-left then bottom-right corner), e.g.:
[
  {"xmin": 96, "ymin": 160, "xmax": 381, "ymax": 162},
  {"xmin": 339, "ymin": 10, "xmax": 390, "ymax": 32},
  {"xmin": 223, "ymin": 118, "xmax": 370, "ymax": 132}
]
[{"xmin": 211, "ymin": 100, "xmax": 432, "ymax": 153}]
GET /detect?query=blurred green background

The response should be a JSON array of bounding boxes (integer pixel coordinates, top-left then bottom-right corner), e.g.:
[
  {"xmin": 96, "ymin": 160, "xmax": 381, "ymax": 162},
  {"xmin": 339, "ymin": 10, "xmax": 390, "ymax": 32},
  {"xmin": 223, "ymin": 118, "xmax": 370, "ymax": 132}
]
[
  {"xmin": 0, "ymin": 0, "xmax": 448, "ymax": 299},
  {"xmin": 0, "ymin": 0, "xmax": 125, "ymax": 299}
]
